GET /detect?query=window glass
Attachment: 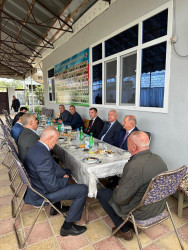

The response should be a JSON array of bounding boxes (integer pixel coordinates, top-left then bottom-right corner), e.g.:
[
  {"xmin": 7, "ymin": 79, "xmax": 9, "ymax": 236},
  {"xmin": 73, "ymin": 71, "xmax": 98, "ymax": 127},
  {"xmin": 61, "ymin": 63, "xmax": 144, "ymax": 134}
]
[
  {"xmin": 48, "ymin": 68, "xmax": 54, "ymax": 78},
  {"xmin": 92, "ymin": 64, "xmax": 102, "ymax": 104},
  {"xmin": 105, "ymin": 25, "xmax": 138, "ymax": 57},
  {"xmin": 140, "ymin": 42, "xmax": 166, "ymax": 108},
  {"xmin": 105, "ymin": 59, "xmax": 117, "ymax": 104},
  {"xmin": 120, "ymin": 53, "xmax": 137, "ymax": 105},
  {"xmin": 143, "ymin": 9, "xmax": 168, "ymax": 43},
  {"xmin": 92, "ymin": 43, "xmax": 102, "ymax": 62}
]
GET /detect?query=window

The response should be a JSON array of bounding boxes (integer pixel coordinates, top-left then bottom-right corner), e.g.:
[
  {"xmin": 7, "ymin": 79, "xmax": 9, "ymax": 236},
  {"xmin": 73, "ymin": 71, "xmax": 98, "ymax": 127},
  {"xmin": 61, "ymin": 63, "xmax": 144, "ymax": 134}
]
[
  {"xmin": 48, "ymin": 68, "xmax": 55, "ymax": 101},
  {"xmin": 91, "ymin": 3, "xmax": 171, "ymax": 112}
]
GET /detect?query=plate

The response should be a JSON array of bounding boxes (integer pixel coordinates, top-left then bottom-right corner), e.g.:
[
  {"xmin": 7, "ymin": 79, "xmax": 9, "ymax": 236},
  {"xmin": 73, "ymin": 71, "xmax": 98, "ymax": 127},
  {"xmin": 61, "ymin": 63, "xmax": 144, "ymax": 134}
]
[{"xmin": 82, "ymin": 157, "xmax": 99, "ymax": 164}]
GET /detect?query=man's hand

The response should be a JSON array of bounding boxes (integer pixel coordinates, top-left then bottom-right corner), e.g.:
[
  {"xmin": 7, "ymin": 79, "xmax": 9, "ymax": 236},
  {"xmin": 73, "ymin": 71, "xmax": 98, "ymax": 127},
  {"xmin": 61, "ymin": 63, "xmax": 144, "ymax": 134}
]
[
  {"xmin": 58, "ymin": 119, "xmax": 63, "ymax": 123},
  {"xmin": 63, "ymin": 174, "xmax": 69, "ymax": 178}
]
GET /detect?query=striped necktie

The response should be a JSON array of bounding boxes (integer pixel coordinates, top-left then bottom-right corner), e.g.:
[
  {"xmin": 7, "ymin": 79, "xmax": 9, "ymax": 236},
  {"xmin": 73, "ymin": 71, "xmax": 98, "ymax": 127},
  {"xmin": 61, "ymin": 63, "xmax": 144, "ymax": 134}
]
[{"xmin": 120, "ymin": 131, "xmax": 129, "ymax": 148}]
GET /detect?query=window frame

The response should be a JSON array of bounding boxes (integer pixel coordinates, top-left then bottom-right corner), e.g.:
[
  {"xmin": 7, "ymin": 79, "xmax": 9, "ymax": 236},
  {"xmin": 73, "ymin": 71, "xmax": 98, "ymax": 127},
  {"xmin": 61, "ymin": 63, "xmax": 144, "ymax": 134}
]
[{"xmin": 90, "ymin": 2, "xmax": 173, "ymax": 113}]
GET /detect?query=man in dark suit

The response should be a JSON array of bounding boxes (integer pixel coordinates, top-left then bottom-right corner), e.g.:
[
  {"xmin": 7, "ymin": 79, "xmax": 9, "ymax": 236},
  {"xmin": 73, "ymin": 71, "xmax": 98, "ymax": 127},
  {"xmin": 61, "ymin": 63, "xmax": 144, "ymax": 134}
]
[
  {"xmin": 98, "ymin": 110, "xmax": 122, "ymax": 146},
  {"xmin": 17, "ymin": 113, "xmax": 39, "ymax": 162},
  {"xmin": 11, "ymin": 112, "xmax": 25, "ymax": 142},
  {"xmin": 63, "ymin": 105, "xmax": 83, "ymax": 130},
  {"xmin": 53, "ymin": 104, "xmax": 71, "ymax": 123},
  {"xmin": 97, "ymin": 131, "xmax": 167, "ymax": 240},
  {"xmin": 117, "ymin": 115, "xmax": 139, "ymax": 150},
  {"xmin": 24, "ymin": 126, "xmax": 88, "ymax": 236},
  {"xmin": 86, "ymin": 108, "xmax": 104, "ymax": 138},
  {"xmin": 11, "ymin": 95, "xmax": 20, "ymax": 112},
  {"xmin": 12, "ymin": 106, "xmax": 28, "ymax": 126}
]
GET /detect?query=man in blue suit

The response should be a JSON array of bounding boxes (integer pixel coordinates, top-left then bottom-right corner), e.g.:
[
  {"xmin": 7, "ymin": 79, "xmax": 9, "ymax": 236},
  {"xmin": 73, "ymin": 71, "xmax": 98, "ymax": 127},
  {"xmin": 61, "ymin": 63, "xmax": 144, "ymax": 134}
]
[
  {"xmin": 98, "ymin": 110, "xmax": 122, "ymax": 146},
  {"xmin": 117, "ymin": 115, "xmax": 139, "ymax": 150},
  {"xmin": 11, "ymin": 112, "xmax": 25, "ymax": 142},
  {"xmin": 24, "ymin": 126, "xmax": 88, "ymax": 236},
  {"xmin": 63, "ymin": 105, "xmax": 83, "ymax": 130}
]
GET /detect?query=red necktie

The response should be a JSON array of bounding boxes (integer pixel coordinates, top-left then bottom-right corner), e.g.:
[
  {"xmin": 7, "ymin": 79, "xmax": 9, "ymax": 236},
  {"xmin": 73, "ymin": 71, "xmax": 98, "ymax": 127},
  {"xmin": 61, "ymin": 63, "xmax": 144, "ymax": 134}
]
[
  {"xmin": 87, "ymin": 120, "xmax": 93, "ymax": 133},
  {"xmin": 120, "ymin": 131, "xmax": 129, "ymax": 148}
]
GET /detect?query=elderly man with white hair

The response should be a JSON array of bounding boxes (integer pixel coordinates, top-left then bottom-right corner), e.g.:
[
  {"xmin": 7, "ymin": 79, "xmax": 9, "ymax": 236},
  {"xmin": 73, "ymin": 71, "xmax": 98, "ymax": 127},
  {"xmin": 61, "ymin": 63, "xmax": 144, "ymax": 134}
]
[
  {"xmin": 24, "ymin": 126, "xmax": 88, "ymax": 236},
  {"xmin": 97, "ymin": 131, "xmax": 167, "ymax": 241}
]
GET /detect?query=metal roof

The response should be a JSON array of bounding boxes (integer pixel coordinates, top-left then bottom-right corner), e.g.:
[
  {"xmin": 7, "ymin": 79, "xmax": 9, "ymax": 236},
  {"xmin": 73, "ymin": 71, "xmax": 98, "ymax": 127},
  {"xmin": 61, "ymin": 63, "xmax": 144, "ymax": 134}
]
[{"xmin": 0, "ymin": 0, "xmax": 110, "ymax": 79}]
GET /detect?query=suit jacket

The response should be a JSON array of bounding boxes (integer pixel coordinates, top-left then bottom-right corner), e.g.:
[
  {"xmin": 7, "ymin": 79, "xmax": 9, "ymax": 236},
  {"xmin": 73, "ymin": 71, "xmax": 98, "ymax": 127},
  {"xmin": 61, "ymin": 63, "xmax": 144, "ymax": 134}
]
[
  {"xmin": 64, "ymin": 112, "xmax": 83, "ymax": 130},
  {"xmin": 109, "ymin": 150, "xmax": 167, "ymax": 219},
  {"xmin": 24, "ymin": 141, "xmax": 69, "ymax": 206},
  {"xmin": 86, "ymin": 116, "xmax": 104, "ymax": 138},
  {"xmin": 117, "ymin": 127, "xmax": 139, "ymax": 150},
  {"xmin": 18, "ymin": 128, "xmax": 39, "ymax": 162},
  {"xmin": 11, "ymin": 122, "xmax": 24, "ymax": 142},
  {"xmin": 98, "ymin": 120, "xmax": 122, "ymax": 146}
]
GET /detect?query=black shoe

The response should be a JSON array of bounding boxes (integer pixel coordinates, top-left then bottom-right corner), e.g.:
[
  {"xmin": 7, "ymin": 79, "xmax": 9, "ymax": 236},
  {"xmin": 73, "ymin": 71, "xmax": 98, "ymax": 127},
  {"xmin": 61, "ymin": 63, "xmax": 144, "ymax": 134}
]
[
  {"xmin": 50, "ymin": 205, "xmax": 70, "ymax": 216},
  {"xmin": 60, "ymin": 223, "xmax": 87, "ymax": 236}
]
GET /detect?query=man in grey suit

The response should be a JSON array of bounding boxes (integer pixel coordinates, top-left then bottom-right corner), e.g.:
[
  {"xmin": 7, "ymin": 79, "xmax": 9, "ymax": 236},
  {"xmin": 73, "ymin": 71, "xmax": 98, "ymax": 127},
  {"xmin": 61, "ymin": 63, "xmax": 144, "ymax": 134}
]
[
  {"xmin": 98, "ymin": 110, "xmax": 122, "ymax": 146},
  {"xmin": 17, "ymin": 113, "xmax": 39, "ymax": 162},
  {"xmin": 97, "ymin": 131, "xmax": 167, "ymax": 241}
]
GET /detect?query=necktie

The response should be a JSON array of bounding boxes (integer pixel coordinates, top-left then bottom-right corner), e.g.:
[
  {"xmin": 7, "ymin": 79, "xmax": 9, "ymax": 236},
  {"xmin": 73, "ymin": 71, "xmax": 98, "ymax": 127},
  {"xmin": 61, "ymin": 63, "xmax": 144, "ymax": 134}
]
[
  {"xmin": 101, "ymin": 123, "xmax": 111, "ymax": 141},
  {"xmin": 87, "ymin": 120, "xmax": 93, "ymax": 133},
  {"xmin": 120, "ymin": 131, "xmax": 129, "ymax": 148}
]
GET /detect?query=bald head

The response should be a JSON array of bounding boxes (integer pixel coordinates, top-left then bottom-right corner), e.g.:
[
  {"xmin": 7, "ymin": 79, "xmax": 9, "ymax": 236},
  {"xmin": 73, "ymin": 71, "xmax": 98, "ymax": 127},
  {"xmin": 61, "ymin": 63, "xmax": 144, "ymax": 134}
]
[
  {"xmin": 21, "ymin": 113, "xmax": 38, "ymax": 130},
  {"xmin": 122, "ymin": 115, "xmax": 136, "ymax": 131},
  {"xmin": 40, "ymin": 126, "xmax": 59, "ymax": 150},
  {"xmin": 127, "ymin": 131, "xmax": 150, "ymax": 155},
  {"xmin": 108, "ymin": 110, "xmax": 117, "ymax": 123}
]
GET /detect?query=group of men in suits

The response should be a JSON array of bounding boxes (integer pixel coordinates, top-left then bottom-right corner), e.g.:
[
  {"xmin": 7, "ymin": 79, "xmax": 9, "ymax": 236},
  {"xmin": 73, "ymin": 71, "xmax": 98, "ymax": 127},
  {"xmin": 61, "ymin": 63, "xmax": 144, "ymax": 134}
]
[{"xmin": 9, "ymin": 106, "xmax": 168, "ymax": 241}]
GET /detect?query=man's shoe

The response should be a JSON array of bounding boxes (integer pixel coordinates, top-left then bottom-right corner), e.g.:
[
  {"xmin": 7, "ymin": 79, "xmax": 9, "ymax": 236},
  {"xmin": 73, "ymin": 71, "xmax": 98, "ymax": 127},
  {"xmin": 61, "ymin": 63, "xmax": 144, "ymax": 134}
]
[
  {"xmin": 60, "ymin": 223, "xmax": 87, "ymax": 236},
  {"xmin": 112, "ymin": 227, "xmax": 133, "ymax": 241},
  {"xmin": 50, "ymin": 205, "xmax": 70, "ymax": 216}
]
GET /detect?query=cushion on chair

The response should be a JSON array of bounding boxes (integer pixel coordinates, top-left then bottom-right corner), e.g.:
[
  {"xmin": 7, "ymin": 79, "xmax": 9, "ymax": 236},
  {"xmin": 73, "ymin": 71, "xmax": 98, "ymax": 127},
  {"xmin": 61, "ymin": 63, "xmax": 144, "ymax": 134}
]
[{"xmin": 135, "ymin": 209, "xmax": 169, "ymax": 227}]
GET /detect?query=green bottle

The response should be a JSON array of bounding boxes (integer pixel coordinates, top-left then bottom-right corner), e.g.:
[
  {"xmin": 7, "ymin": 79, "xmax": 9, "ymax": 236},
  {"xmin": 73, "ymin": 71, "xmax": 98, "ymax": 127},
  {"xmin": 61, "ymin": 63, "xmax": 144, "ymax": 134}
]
[
  {"xmin": 58, "ymin": 122, "xmax": 61, "ymax": 132},
  {"xmin": 89, "ymin": 132, "xmax": 94, "ymax": 148},
  {"xmin": 80, "ymin": 127, "xmax": 84, "ymax": 141}
]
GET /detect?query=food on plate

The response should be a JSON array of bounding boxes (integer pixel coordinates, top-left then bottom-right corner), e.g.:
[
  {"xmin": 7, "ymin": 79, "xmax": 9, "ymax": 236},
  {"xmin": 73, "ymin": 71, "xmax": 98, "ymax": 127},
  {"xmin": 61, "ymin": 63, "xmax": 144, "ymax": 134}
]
[
  {"xmin": 105, "ymin": 150, "xmax": 114, "ymax": 154},
  {"xmin": 79, "ymin": 144, "xmax": 85, "ymax": 148},
  {"xmin": 96, "ymin": 149, "xmax": 105, "ymax": 155},
  {"xmin": 61, "ymin": 133, "xmax": 72, "ymax": 137}
]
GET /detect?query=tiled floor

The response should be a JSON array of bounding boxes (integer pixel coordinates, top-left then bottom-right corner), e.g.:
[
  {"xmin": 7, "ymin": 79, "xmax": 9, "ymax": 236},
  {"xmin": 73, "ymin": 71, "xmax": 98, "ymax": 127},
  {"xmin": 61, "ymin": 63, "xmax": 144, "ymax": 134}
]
[{"xmin": 1, "ymin": 117, "xmax": 188, "ymax": 249}]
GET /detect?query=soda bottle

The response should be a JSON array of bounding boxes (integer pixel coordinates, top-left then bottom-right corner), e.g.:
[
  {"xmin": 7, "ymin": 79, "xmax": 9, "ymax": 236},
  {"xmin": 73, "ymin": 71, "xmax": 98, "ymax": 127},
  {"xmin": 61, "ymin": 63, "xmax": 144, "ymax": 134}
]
[
  {"xmin": 89, "ymin": 132, "xmax": 94, "ymax": 148},
  {"xmin": 58, "ymin": 122, "xmax": 61, "ymax": 132},
  {"xmin": 80, "ymin": 127, "xmax": 84, "ymax": 141}
]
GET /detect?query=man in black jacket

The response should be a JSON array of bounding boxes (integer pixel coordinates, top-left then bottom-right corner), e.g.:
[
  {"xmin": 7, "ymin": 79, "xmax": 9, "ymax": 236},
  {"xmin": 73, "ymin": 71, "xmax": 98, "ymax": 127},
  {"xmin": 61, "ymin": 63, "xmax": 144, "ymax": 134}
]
[{"xmin": 86, "ymin": 108, "xmax": 104, "ymax": 138}]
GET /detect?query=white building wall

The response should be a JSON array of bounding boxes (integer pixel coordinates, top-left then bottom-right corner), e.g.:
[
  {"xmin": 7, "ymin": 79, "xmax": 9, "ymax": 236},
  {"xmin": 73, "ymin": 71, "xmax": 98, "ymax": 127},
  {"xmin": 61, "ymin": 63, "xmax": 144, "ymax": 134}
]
[{"xmin": 42, "ymin": 0, "xmax": 188, "ymax": 170}]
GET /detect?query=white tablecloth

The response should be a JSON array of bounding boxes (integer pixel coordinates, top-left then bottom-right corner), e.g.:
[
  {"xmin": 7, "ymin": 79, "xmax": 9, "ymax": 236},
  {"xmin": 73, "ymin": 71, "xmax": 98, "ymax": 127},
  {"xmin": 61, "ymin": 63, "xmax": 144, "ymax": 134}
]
[{"xmin": 54, "ymin": 139, "xmax": 130, "ymax": 197}]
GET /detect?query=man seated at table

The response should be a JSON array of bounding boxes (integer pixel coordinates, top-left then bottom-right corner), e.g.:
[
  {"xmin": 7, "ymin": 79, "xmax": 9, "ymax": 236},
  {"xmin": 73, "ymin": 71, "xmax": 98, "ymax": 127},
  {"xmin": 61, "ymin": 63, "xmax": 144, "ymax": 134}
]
[
  {"xmin": 11, "ymin": 112, "xmax": 25, "ymax": 142},
  {"xmin": 86, "ymin": 108, "xmax": 104, "ymax": 138},
  {"xmin": 12, "ymin": 106, "xmax": 28, "ymax": 126},
  {"xmin": 17, "ymin": 113, "xmax": 39, "ymax": 162},
  {"xmin": 52, "ymin": 104, "xmax": 71, "ymax": 124},
  {"xmin": 117, "ymin": 115, "xmax": 139, "ymax": 150},
  {"xmin": 63, "ymin": 105, "xmax": 83, "ymax": 130},
  {"xmin": 97, "ymin": 131, "xmax": 167, "ymax": 240},
  {"xmin": 24, "ymin": 126, "xmax": 88, "ymax": 236},
  {"xmin": 98, "ymin": 110, "xmax": 122, "ymax": 146}
]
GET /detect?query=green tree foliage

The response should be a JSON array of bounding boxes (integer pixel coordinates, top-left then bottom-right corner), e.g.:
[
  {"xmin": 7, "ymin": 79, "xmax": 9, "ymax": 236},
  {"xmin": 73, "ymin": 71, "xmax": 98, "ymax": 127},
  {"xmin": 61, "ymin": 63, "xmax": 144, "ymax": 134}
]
[
  {"xmin": 35, "ymin": 85, "xmax": 44, "ymax": 105},
  {"xmin": 0, "ymin": 79, "xmax": 24, "ymax": 89}
]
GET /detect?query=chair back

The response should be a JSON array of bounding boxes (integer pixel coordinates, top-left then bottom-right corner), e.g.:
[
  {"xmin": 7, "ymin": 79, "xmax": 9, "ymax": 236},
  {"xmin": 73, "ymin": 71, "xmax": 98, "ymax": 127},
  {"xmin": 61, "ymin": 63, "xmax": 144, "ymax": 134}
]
[
  {"xmin": 1, "ymin": 124, "xmax": 11, "ymax": 138},
  {"xmin": 12, "ymin": 152, "xmax": 32, "ymax": 188},
  {"xmin": 0, "ymin": 118, "xmax": 4, "ymax": 125},
  {"xmin": 8, "ymin": 139, "xmax": 18, "ymax": 155},
  {"xmin": 141, "ymin": 166, "xmax": 187, "ymax": 206}
]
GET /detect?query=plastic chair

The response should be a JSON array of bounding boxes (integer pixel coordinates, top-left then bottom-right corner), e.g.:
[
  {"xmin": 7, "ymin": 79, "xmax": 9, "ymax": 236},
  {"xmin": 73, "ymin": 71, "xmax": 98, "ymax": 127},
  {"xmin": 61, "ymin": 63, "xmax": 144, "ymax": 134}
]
[
  {"xmin": 11, "ymin": 152, "xmax": 66, "ymax": 249},
  {"xmin": 112, "ymin": 166, "xmax": 187, "ymax": 250}
]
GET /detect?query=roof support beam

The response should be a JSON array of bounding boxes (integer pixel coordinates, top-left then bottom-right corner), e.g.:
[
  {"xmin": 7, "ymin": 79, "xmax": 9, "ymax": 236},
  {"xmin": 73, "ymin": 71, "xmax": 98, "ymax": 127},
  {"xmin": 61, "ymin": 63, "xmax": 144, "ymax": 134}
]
[
  {"xmin": 1, "ymin": 9, "xmax": 54, "ymax": 48},
  {"xmin": 35, "ymin": 0, "xmax": 73, "ymax": 32}
]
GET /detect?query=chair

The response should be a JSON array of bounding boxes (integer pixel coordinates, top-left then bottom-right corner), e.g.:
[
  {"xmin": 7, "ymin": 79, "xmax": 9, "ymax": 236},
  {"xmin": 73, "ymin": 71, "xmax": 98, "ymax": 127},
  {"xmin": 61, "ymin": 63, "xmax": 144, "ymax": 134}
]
[
  {"xmin": 0, "ymin": 118, "xmax": 4, "ymax": 125},
  {"xmin": 11, "ymin": 152, "xmax": 66, "ymax": 249},
  {"xmin": 112, "ymin": 166, "xmax": 187, "ymax": 250}
]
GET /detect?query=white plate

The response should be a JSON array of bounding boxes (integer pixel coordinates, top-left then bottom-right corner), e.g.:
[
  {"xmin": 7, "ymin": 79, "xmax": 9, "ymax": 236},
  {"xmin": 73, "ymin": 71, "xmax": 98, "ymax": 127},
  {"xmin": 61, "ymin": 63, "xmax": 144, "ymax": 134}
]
[{"xmin": 82, "ymin": 157, "xmax": 99, "ymax": 164}]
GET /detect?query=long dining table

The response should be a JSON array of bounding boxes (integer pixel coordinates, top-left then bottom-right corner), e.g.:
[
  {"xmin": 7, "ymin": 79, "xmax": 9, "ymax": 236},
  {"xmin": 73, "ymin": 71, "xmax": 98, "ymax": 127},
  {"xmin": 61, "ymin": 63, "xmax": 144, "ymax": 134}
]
[{"xmin": 53, "ymin": 136, "xmax": 131, "ymax": 198}]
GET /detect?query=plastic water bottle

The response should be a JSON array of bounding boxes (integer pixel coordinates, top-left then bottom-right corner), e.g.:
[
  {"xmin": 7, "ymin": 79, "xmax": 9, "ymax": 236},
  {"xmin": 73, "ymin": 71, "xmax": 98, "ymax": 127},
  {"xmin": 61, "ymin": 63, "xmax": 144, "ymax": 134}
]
[
  {"xmin": 61, "ymin": 122, "xmax": 64, "ymax": 133},
  {"xmin": 50, "ymin": 117, "xmax": 52, "ymax": 125},
  {"xmin": 89, "ymin": 132, "xmax": 94, "ymax": 148},
  {"xmin": 80, "ymin": 127, "xmax": 84, "ymax": 141},
  {"xmin": 85, "ymin": 135, "xmax": 90, "ymax": 149}
]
